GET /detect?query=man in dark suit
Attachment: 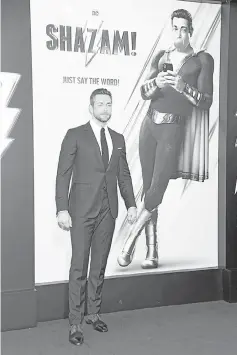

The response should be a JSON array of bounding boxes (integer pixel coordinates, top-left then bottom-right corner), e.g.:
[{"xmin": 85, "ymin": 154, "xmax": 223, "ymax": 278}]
[{"xmin": 56, "ymin": 88, "xmax": 137, "ymax": 346}]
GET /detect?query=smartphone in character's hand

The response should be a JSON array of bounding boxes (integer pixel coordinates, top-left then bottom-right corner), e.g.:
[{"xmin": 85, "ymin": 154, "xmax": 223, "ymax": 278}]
[{"xmin": 163, "ymin": 63, "xmax": 173, "ymax": 72}]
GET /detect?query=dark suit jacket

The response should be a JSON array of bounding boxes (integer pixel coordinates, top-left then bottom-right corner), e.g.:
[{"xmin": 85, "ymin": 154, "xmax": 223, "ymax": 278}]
[{"xmin": 55, "ymin": 122, "xmax": 136, "ymax": 219}]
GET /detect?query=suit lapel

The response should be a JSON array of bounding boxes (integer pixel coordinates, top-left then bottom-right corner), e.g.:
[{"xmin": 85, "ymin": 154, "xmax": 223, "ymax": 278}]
[
  {"xmin": 83, "ymin": 122, "xmax": 104, "ymax": 168},
  {"xmin": 83, "ymin": 122, "xmax": 118, "ymax": 171},
  {"xmin": 107, "ymin": 128, "xmax": 117, "ymax": 170}
]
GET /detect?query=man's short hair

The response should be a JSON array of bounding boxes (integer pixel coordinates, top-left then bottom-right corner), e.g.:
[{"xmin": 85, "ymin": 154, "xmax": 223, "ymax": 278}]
[
  {"xmin": 90, "ymin": 88, "xmax": 112, "ymax": 106},
  {"xmin": 171, "ymin": 9, "xmax": 193, "ymax": 36}
]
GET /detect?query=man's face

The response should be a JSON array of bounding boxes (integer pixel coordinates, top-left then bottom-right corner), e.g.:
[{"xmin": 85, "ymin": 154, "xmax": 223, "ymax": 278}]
[
  {"xmin": 172, "ymin": 17, "xmax": 190, "ymax": 50},
  {"xmin": 90, "ymin": 94, "xmax": 112, "ymax": 123}
]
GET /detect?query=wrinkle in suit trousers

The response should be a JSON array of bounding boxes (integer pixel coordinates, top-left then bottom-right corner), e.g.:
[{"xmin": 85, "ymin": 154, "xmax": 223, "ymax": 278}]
[{"xmin": 69, "ymin": 188, "xmax": 115, "ymax": 325}]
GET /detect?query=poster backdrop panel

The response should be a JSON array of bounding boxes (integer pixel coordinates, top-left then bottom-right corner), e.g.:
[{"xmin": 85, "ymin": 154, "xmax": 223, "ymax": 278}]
[{"xmin": 30, "ymin": 0, "xmax": 221, "ymax": 283}]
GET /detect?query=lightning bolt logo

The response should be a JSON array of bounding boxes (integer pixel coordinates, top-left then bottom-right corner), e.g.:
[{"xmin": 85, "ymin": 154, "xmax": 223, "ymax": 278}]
[
  {"xmin": 84, "ymin": 20, "xmax": 104, "ymax": 67},
  {"xmin": 0, "ymin": 72, "xmax": 21, "ymax": 158},
  {"xmin": 79, "ymin": 14, "xmax": 104, "ymax": 68}
]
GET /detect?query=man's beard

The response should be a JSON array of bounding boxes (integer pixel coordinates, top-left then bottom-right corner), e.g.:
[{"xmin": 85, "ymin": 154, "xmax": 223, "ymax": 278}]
[{"xmin": 94, "ymin": 113, "xmax": 111, "ymax": 123}]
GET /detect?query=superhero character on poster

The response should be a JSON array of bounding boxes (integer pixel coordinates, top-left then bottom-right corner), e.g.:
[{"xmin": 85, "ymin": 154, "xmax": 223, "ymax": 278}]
[{"xmin": 117, "ymin": 9, "xmax": 214, "ymax": 269}]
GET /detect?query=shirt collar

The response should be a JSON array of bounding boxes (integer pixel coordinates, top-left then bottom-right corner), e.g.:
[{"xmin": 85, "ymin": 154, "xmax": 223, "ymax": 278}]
[{"xmin": 90, "ymin": 118, "xmax": 109, "ymax": 133}]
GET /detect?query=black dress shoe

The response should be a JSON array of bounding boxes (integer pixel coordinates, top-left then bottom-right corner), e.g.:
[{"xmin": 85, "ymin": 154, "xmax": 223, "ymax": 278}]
[
  {"xmin": 69, "ymin": 325, "xmax": 84, "ymax": 346},
  {"xmin": 86, "ymin": 314, "xmax": 108, "ymax": 332}
]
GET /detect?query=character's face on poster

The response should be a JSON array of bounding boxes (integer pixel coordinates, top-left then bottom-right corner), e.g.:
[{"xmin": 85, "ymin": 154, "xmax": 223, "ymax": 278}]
[
  {"xmin": 172, "ymin": 18, "xmax": 190, "ymax": 49},
  {"xmin": 30, "ymin": 0, "xmax": 221, "ymax": 283}
]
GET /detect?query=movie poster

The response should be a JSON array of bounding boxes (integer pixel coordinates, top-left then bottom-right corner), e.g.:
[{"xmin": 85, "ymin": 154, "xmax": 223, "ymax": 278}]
[{"xmin": 30, "ymin": 0, "xmax": 221, "ymax": 283}]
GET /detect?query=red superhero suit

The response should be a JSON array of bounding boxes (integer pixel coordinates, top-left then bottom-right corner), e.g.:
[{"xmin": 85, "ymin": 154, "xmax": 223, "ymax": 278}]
[{"xmin": 118, "ymin": 47, "xmax": 214, "ymax": 269}]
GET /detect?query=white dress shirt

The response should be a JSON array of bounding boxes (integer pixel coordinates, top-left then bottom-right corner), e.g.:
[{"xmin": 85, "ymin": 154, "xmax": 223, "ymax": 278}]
[{"xmin": 89, "ymin": 118, "xmax": 113, "ymax": 161}]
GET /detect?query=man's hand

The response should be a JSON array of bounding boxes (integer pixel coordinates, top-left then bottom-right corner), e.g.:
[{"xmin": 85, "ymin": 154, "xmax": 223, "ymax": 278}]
[
  {"xmin": 155, "ymin": 71, "xmax": 170, "ymax": 89},
  {"xmin": 57, "ymin": 210, "xmax": 72, "ymax": 231},
  {"xmin": 127, "ymin": 207, "xmax": 137, "ymax": 224},
  {"xmin": 164, "ymin": 70, "xmax": 186, "ymax": 93}
]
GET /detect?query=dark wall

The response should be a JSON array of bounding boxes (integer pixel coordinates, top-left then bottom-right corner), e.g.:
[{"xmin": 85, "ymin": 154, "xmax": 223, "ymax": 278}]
[
  {"xmin": 218, "ymin": 3, "xmax": 228, "ymax": 268},
  {"xmin": 223, "ymin": 1, "xmax": 237, "ymax": 303},
  {"xmin": 1, "ymin": 0, "xmax": 37, "ymax": 330},
  {"xmin": 225, "ymin": 3, "xmax": 237, "ymax": 269}
]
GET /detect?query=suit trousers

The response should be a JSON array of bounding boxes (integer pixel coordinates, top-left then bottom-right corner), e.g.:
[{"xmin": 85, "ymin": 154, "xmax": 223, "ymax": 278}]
[
  {"xmin": 139, "ymin": 115, "xmax": 184, "ymax": 212},
  {"xmin": 68, "ymin": 186, "xmax": 115, "ymax": 325}
]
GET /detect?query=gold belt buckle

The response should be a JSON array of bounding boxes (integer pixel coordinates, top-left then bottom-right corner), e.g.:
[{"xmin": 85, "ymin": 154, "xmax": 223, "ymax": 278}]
[
  {"xmin": 152, "ymin": 111, "xmax": 167, "ymax": 124},
  {"xmin": 150, "ymin": 110, "xmax": 181, "ymax": 124}
]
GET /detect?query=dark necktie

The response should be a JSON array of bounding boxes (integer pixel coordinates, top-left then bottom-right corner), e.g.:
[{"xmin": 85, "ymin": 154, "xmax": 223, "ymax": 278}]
[{"xmin": 100, "ymin": 128, "xmax": 109, "ymax": 170}]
